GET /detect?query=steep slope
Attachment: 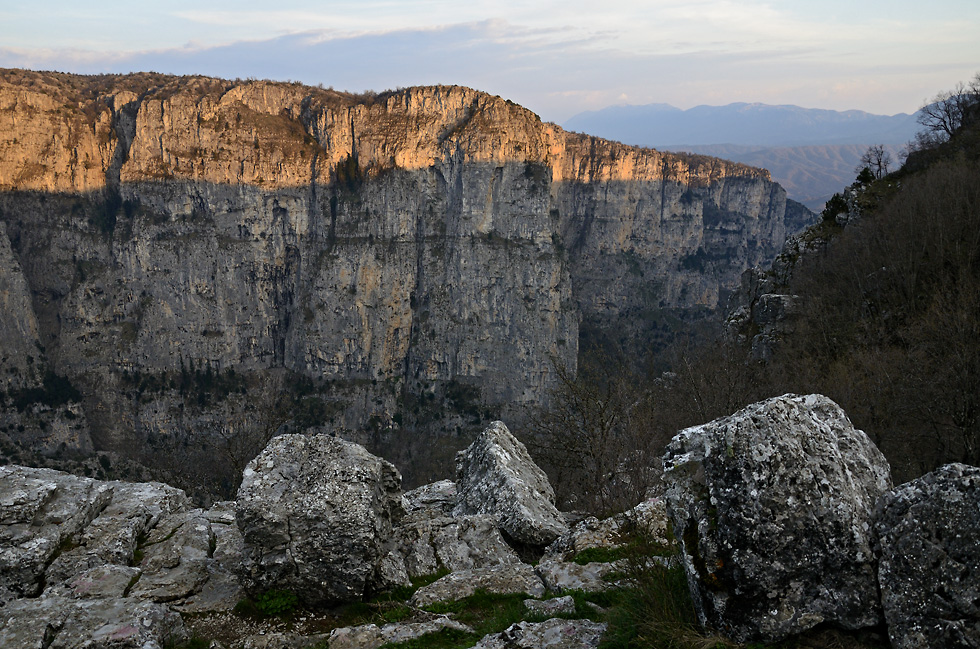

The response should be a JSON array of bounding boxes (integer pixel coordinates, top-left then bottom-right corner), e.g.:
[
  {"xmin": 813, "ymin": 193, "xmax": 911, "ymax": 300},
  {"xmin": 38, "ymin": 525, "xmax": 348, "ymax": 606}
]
[{"xmin": 0, "ymin": 70, "xmax": 801, "ymax": 494}]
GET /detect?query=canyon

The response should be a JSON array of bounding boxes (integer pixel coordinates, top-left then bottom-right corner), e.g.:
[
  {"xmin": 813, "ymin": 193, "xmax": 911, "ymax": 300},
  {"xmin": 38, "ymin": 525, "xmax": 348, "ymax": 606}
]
[{"xmin": 0, "ymin": 70, "xmax": 810, "ymax": 495}]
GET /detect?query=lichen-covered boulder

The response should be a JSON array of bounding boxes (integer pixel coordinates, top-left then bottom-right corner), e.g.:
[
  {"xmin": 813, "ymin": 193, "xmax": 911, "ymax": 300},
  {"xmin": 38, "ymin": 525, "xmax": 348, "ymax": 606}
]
[
  {"xmin": 662, "ymin": 394, "xmax": 892, "ymax": 643},
  {"xmin": 875, "ymin": 463, "xmax": 980, "ymax": 649},
  {"xmin": 236, "ymin": 434, "xmax": 404, "ymax": 606},
  {"xmin": 454, "ymin": 421, "xmax": 567, "ymax": 546}
]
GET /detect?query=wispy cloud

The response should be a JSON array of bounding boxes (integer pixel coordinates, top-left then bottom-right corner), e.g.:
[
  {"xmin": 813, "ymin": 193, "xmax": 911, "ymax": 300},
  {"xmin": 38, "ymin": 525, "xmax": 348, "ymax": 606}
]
[{"xmin": 1, "ymin": 6, "xmax": 976, "ymax": 121}]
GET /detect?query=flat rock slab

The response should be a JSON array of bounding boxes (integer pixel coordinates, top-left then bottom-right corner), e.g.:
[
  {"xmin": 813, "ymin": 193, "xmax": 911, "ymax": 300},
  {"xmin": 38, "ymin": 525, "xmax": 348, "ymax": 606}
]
[
  {"xmin": 0, "ymin": 596, "xmax": 185, "ymax": 649},
  {"xmin": 524, "ymin": 595, "xmax": 576, "ymax": 616},
  {"xmin": 410, "ymin": 563, "xmax": 546, "ymax": 607},
  {"xmin": 536, "ymin": 559, "xmax": 623, "ymax": 594},
  {"xmin": 473, "ymin": 619, "xmax": 607, "ymax": 649},
  {"xmin": 45, "ymin": 564, "xmax": 141, "ymax": 600},
  {"xmin": 876, "ymin": 463, "xmax": 980, "ymax": 649},
  {"xmin": 329, "ymin": 618, "xmax": 472, "ymax": 649},
  {"xmin": 0, "ymin": 466, "xmax": 115, "ymax": 603}
]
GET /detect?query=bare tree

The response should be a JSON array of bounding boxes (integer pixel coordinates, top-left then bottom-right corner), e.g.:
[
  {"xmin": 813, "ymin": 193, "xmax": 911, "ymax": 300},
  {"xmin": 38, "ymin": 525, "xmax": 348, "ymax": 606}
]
[
  {"xmin": 916, "ymin": 74, "xmax": 980, "ymax": 141},
  {"xmin": 857, "ymin": 144, "xmax": 892, "ymax": 180},
  {"xmin": 527, "ymin": 361, "xmax": 664, "ymax": 515}
]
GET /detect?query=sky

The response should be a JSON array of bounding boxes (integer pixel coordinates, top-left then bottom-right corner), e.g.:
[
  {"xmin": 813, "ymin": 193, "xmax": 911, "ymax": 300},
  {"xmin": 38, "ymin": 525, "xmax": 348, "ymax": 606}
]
[{"xmin": 1, "ymin": 1, "xmax": 978, "ymax": 123}]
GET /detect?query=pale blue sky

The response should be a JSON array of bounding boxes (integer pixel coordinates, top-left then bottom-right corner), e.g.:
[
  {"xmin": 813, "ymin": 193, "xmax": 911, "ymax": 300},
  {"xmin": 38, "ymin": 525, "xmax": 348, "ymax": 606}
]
[{"xmin": 1, "ymin": 1, "xmax": 977, "ymax": 122}]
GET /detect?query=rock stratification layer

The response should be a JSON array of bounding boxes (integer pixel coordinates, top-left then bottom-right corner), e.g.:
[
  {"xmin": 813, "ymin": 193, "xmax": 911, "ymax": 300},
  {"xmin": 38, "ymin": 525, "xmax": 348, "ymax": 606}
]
[{"xmin": 0, "ymin": 70, "xmax": 802, "ymax": 489}]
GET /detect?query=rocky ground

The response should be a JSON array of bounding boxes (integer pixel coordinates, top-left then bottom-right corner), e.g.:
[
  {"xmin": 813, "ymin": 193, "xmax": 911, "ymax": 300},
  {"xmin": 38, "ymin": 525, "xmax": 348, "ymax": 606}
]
[{"xmin": 1, "ymin": 400, "xmax": 977, "ymax": 648}]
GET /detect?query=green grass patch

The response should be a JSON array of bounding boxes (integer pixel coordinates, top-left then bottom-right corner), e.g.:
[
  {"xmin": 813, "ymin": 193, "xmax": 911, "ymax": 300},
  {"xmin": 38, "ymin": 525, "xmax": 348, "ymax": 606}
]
[
  {"xmin": 234, "ymin": 589, "xmax": 299, "ymax": 620},
  {"xmin": 573, "ymin": 546, "xmax": 630, "ymax": 565},
  {"xmin": 424, "ymin": 590, "xmax": 528, "ymax": 637},
  {"xmin": 599, "ymin": 562, "xmax": 710, "ymax": 649}
]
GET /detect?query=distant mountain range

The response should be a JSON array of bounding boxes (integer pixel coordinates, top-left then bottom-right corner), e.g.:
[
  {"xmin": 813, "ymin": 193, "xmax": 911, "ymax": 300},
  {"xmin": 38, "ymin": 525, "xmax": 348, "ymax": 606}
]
[{"xmin": 563, "ymin": 103, "xmax": 922, "ymax": 208}]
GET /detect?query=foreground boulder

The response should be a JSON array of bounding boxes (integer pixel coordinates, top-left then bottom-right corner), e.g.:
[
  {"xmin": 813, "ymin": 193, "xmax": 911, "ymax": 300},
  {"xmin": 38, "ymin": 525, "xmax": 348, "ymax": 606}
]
[
  {"xmin": 454, "ymin": 421, "xmax": 567, "ymax": 546},
  {"xmin": 662, "ymin": 394, "xmax": 892, "ymax": 642},
  {"xmin": 875, "ymin": 463, "xmax": 980, "ymax": 649},
  {"xmin": 236, "ymin": 434, "xmax": 404, "ymax": 606}
]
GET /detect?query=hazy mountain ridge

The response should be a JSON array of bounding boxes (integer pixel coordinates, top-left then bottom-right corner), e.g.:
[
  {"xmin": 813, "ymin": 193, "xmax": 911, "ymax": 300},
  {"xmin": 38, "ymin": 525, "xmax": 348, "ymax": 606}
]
[
  {"xmin": 659, "ymin": 142, "xmax": 904, "ymax": 209},
  {"xmin": 564, "ymin": 102, "xmax": 919, "ymax": 147},
  {"xmin": 564, "ymin": 102, "xmax": 920, "ymax": 208}
]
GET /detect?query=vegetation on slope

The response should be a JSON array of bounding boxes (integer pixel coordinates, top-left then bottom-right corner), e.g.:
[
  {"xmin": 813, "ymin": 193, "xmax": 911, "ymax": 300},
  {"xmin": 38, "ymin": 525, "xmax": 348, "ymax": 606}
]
[{"xmin": 531, "ymin": 74, "xmax": 980, "ymax": 510}]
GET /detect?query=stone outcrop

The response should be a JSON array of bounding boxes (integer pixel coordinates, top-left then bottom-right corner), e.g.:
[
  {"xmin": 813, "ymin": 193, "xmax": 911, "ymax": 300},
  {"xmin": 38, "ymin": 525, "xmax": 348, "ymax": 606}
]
[
  {"xmin": 454, "ymin": 421, "xmax": 567, "ymax": 546},
  {"xmin": 235, "ymin": 433, "xmax": 404, "ymax": 605},
  {"xmin": 875, "ymin": 463, "xmax": 980, "ymax": 649},
  {"xmin": 0, "ymin": 465, "xmax": 240, "ymax": 648},
  {"xmin": 0, "ymin": 70, "xmax": 806, "ymax": 495},
  {"xmin": 662, "ymin": 393, "xmax": 892, "ymax": 643}
]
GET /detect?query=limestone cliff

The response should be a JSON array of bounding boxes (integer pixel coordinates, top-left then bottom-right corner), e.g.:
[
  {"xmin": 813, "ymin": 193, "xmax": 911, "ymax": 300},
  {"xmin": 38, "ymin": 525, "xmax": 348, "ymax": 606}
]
[{"xmin": 0, "ymin": 70, "xmax": 807, "ymax": 494}]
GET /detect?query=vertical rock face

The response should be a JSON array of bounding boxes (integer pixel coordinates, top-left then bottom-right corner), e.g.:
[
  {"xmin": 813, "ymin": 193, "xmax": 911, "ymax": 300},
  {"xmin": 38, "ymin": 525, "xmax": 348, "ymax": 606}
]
[
  {"xmin": 875, "ymin": 463, "xmax": 980, "ymax": 649},
  {"xmin": 662, "ymin": 394, "xmax": 892, "ymax": 643},
  {"xmin": 235, "ymin": 434, "xmax": 404, "ymax": 605},
  {"xmin": 0, "ymin": 70, "xmax": 805, "ymax": 490}
]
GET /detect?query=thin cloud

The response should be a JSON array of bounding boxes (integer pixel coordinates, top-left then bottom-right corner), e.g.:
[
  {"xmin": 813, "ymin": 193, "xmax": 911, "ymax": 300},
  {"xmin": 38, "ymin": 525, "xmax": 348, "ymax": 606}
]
[{"xmin": 0, "ymin": 14, "xmax": 975, "ymax": 121}]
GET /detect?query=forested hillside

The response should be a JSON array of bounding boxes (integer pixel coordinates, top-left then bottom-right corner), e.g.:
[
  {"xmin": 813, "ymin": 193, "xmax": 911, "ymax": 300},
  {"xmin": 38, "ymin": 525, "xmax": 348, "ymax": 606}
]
[{"xmin": 532, "ymin": 75, "xmax": 980, "ymax": 510}]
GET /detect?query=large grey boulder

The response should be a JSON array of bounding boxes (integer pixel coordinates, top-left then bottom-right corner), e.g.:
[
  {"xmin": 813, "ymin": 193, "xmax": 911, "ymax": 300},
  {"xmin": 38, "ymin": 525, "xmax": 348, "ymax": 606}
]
[
  {"xmin": 236, "ymin": 433, "xmax": 404, "ymax": 606},
  {"xmin": 875, "ymin": 463, "xmax": 980, "ymax": 649},
  {"xmin": 662, "ymin": 394, "xmax": 892, "ymax": 643},
  {"xmin": 454, "ymin": 421, "xmax": 567, "ymax": 546}
]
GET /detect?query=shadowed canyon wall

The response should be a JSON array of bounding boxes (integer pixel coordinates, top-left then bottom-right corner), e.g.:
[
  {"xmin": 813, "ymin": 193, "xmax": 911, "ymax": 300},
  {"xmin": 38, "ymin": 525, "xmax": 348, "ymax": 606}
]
[{"xmin": 0, "ymin": 70, "xmax": 803, "ymax": 494}]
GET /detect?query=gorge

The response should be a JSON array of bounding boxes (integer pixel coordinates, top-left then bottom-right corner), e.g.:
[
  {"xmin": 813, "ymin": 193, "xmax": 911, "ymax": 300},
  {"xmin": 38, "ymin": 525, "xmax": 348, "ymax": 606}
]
[{"xmin": 0, "ymin": 69, "xmax": 811, "ymax": 496}]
